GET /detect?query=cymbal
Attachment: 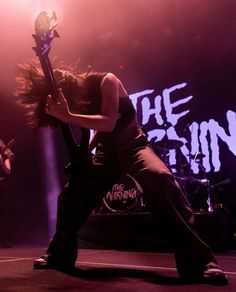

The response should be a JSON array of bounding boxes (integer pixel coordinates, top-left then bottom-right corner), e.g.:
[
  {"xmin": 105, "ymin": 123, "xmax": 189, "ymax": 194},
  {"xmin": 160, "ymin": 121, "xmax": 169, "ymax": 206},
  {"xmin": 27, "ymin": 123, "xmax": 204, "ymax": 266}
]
[
  {"xmin": 156, "ymin": 139, "xmax": 184, "ymax": 150},
  {"xmin": 170, "ymin": 163, "xmax": 189, "ymax": 169},
  {"xmin": 188, "ymin": 152, "xmax": 205, "ymax": 159}
]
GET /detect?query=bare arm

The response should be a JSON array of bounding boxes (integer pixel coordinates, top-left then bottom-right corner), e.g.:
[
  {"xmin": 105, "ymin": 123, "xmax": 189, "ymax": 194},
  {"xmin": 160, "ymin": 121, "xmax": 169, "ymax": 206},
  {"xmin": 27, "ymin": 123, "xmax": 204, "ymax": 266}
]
[
  {"xmin": 0, "ymin": 154, "xmax": 11, "ymax": 174},
  {"xmin": 45, "ymin": 73, "xmax": 120, "ymax": 132}
]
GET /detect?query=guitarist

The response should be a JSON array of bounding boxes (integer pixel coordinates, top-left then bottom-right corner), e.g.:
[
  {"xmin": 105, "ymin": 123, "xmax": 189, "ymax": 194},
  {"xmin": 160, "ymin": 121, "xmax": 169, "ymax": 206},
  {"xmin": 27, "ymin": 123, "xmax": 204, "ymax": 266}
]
[
  {"xmin": 0, "ymin": 138, "xmax": 14, "ymax": 247},
  {"xmin": 0, "ymin": 139, "xmax": 13, "ymax": 175},
  {"xmin": 16, "ymin": 64, "xmax": 228, "ymax": 285}
]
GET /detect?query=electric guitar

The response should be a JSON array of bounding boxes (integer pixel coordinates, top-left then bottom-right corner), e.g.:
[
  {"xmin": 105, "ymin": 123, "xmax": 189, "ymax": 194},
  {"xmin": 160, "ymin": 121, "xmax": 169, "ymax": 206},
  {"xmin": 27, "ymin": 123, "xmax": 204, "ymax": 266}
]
[{"xmin": 32, "ymin": 11, "xmax": 90, "ymax": 173}]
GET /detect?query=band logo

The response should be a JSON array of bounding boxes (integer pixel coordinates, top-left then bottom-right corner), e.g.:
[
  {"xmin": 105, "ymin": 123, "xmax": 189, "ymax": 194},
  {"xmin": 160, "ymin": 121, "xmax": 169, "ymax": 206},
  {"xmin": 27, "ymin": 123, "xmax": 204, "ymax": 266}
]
[
  {"xmin": 106, "ymin": 183, "xmax": 137, "ymax": 201},
  {"xmin": 130, "ymin": 83, "xmax": 236, "ymax": 174}
]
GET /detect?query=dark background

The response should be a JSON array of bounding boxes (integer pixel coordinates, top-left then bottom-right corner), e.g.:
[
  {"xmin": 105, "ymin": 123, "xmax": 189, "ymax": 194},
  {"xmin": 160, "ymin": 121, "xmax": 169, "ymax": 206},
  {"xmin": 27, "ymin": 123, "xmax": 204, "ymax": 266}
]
[{"xmin": 0, "ymin": 0, "xmax": 235, "ymax": 245}]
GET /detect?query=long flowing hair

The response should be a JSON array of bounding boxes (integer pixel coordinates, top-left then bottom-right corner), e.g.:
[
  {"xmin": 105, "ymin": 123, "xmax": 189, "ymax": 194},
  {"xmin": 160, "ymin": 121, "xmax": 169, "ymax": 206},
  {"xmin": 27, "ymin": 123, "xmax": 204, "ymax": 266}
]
[{"xmin": 15, "ymin": 59, "xmax": 92, "ymax": 128}]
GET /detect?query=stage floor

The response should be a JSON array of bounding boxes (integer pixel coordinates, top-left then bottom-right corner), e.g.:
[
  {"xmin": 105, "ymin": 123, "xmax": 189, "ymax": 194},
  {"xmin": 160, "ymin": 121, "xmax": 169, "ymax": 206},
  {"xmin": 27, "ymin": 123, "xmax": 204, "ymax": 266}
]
[{"xmin": 0, "ymin": 247, "xmax": 235, "ymax": 291}]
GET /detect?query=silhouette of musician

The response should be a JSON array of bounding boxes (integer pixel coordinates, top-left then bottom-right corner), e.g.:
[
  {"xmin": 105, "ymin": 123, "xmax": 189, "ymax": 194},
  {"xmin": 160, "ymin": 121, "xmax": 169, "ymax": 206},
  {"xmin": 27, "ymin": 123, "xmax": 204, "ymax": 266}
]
[{"xmin": 0, "ymin": 138, "xmax": 14, "ymax": 247}]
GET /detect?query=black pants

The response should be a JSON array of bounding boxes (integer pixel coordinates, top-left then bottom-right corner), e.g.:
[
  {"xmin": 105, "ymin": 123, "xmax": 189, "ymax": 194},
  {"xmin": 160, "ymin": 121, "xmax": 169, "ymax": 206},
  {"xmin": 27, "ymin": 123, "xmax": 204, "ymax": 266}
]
[
  {"xmin": 46, "ymin": 161, "xmax": 116, "ymax": 266},
  {"xmin": 47, "ymin": 144, "xmax": 216, "ymax": 276}
]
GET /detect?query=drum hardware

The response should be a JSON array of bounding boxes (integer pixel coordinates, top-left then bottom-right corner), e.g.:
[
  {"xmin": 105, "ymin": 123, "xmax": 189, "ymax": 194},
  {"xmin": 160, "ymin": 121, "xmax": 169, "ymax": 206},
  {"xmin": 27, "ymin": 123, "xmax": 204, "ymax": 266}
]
[
  {"xmin": 187, "ymin": 152, "xmax": 206, "ymax": 160},
  {"xmin": 180, "ymin": 153, "xmax": 230, "ymax": 213},
  {"xmin": 174, "ymin": 175, "xmax": 191, "ymax": 181},
  {"xmin": 209, "ymin": 178, "xmax": 231, "ymax": 211},
  {"xmin": 170, "ymin": 163, "xmax": 189, "ymax": 170},
  {"xmin": 155, "ymin": 139, "xmax": 184, "ymax": 150},
  {"xmin": 186, "ymin": 152, "xmax": 213, "ymax": 212},
  {"xmin": 157, "ymin": 144, "xmax": 225, "ymax": 213},
  {"xmin": 171, "ymin": 151, "xmax": 212, "ymax": 212},
  {"xmin": 210, "ymin": 178, "xmax": 231, "ymax": 190},
  {"xmin": 157, "ymin": 146, "xmax": 229, "ymax": 213},
  {"xmin": 155, "ymin": 138, "xmax": 184, "ymax": 171},
  {"xmin": 189, "ymin": 156, "xmax": 230, "ymax": 212},
  {"xmin": 174, "ymin": 176, "xmax": 209, "ymax": 185},
  {"xmin": 174, "ymin": 174, "xmax": 213, "ymax": 212}
]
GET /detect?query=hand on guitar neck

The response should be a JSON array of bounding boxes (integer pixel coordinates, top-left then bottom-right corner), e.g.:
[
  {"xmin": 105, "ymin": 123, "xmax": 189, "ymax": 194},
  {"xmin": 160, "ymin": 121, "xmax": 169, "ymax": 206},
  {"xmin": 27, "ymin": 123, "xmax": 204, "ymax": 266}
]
[
  {"xmin": 45, "ymin": 89, "xmax": 70, "ymax": 123},
  {"xmin": 32, "ymin": 11, "xmax": 90, "ymax": 170}
]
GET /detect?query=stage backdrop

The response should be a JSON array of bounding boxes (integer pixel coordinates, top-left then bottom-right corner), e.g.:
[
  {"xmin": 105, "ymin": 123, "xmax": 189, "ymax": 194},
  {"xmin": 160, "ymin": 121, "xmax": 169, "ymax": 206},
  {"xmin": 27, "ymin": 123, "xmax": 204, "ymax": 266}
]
[
  {"xmin": 54, "ymin": 0, "xmax": 236, "ymax": 212},
  {"xmin": 0, "ymin": 0, "xmax": 235, "ymax": 243}
]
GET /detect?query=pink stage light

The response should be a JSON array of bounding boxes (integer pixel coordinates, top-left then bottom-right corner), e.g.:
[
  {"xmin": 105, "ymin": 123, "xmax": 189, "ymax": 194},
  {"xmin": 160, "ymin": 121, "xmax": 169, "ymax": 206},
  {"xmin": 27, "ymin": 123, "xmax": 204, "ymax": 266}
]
[
  {"xmin": 2, "ymin": 0, "xmax": 64, "ymax": 28},
  {"xmin": 1, "ymin": 0, "xmax": 65, "ymax": 237}
]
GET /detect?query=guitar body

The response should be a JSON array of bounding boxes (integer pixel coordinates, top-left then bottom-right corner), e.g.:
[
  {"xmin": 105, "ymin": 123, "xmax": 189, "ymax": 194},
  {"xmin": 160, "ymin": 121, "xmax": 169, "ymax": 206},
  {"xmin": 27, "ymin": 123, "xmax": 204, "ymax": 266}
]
[{"xmin": 33, "ymin": 11, "xmax": 90, "ymax": 173}]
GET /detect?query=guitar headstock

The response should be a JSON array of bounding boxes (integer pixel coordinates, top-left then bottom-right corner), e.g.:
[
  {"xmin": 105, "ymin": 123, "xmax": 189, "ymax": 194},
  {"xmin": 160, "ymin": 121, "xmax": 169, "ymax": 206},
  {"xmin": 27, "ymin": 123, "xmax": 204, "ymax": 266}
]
[{"xmin": 32, "ymin": 11, "xmax": 59, "ymax": 57}]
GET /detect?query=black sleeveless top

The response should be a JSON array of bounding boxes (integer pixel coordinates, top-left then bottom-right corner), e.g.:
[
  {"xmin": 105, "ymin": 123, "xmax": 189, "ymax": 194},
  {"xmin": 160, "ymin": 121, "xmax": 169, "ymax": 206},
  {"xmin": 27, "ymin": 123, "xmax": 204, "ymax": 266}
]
[{"xmin": 85, "ymin": 72, "xmax": 148, "ymax": 154}]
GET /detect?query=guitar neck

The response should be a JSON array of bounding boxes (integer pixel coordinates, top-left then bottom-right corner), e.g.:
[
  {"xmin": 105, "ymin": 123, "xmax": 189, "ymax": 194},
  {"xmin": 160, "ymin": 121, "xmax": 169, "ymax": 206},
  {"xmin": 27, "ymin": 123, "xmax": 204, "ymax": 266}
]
[
  {"xmin": 60, "ymin": 123, "xmax": 90, "ymax": 163},
  {"xmin": 39, "ymin": 55, "xmax": 89, "ymax": 163},
  {"xmin": 33, "ymin": 12, "xmax": 90, "ymax": 167},
  {"xmin": 39, "ymin": 55, "xmax": 58, "ymax": 95},
  {"xmin": 60, "ymin": 122, "xmax": 77, "ymax": 160}
]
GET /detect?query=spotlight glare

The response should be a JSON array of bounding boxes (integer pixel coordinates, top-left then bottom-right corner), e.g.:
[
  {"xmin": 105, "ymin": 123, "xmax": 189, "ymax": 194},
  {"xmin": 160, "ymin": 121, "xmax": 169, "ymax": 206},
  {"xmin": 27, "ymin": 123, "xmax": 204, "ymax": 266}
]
[{"xmin": 119, "ymin": 64, "xmax": 126, "ymax": 71}]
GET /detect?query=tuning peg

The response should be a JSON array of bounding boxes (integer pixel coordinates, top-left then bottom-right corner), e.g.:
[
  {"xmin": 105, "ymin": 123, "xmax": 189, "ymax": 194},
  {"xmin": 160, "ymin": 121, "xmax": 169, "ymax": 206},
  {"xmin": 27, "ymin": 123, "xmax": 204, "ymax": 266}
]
[
  {"xmin": 52, "ymin": 11, "xmax": 57, "ymax": 21},
  {"xmin": 53, "ymin": 30, "xmax": 60, "ymax": 38}
]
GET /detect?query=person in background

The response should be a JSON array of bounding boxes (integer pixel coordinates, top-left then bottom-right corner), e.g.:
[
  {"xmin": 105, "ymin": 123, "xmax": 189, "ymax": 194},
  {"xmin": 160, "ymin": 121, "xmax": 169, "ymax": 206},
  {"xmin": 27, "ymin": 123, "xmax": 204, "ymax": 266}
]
[
  {"xmin": 16, "ymin": 62, "xmax": 228, "ymax": 285},
  {"xmin": 0, "ymin": 138, "xmax": 14, "ymax": 248}
]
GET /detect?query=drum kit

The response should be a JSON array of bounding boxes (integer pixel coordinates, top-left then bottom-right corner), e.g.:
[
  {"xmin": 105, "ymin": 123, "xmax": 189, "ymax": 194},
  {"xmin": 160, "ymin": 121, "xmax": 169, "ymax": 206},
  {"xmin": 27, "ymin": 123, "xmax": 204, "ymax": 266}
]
[
  {"xmin": 98, "ymin": 173, "xmax": 146, "ymax": 214},
  {"xmin": 97, "ymin": 137, "xmax": 230, "ymax": 215},
  {"xmin": 155, "ymin": 138, "xmax": 230, "ymax": 213}
]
